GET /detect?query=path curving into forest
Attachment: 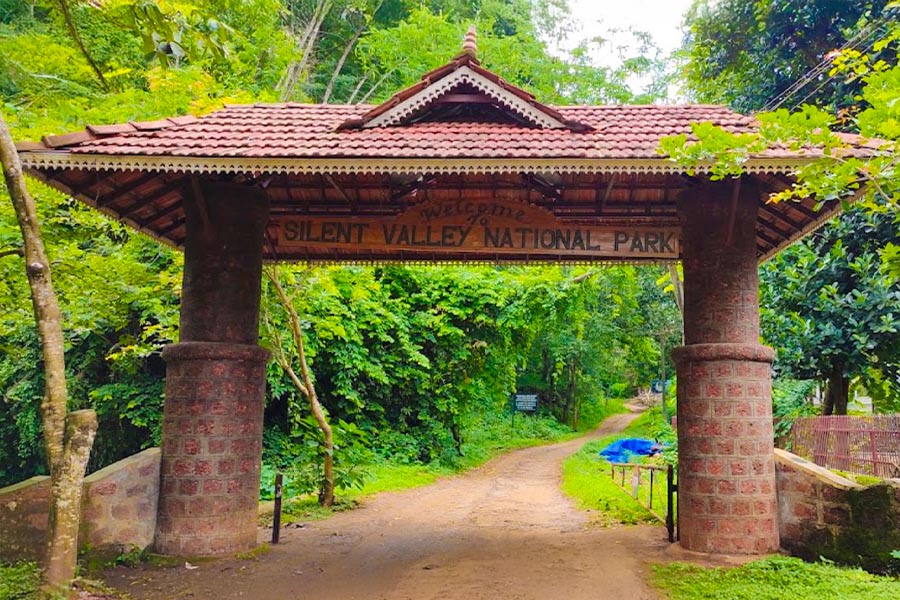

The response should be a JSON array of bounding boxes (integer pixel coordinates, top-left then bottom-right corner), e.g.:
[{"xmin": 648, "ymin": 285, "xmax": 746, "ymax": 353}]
[{"xmin": 106, "ymin": 409, "xmax": 668, "ymax": 600}]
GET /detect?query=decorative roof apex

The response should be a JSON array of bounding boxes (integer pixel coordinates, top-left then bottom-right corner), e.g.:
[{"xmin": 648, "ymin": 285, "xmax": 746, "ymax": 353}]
[{"xmin": 461, "ymin": 26, "xmax": 478, "ymax": 57}]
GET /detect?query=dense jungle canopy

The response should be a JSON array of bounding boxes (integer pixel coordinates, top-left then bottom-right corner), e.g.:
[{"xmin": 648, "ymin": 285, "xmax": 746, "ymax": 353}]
[{"xmin": 2, "ymin": 0, "xmax": 900, "ymax": 491}]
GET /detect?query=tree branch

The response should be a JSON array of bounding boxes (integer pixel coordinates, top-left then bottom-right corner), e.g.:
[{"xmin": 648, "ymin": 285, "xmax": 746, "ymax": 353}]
[
  {"xmin": 264, "ymin": 265, "xmax": 334, "ymax": 506},
  {"xmin": 54, "ymin": 0, "xmax": 109, "ymax": 91}
]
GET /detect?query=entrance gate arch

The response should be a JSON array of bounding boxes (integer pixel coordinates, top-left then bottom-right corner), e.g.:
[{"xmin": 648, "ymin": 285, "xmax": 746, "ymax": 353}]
[{"xmin": 16, "ymin": 34, "xmax": 867, "ymax": 557}]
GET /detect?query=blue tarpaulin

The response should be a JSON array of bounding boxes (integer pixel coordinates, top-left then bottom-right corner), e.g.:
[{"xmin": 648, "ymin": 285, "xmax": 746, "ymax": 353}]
[{"xmin": 598, "ymin": 438, "xmax": 661, "ymax": 463}]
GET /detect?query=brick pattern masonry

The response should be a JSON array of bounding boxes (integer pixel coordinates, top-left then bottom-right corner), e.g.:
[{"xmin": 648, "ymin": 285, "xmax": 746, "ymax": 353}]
[
  {"xmin": 775, "ymin": 449, "xmax": 900, "ymax": 572},
  {"xmin": 156, "ymin": 342, "xmax": 269, "ymax": 556},
  {"xmin": 675, "ymin": 351, "xmax": 779, "ymax": 553},
  {"xmin": 673, "ymin": 181, "xmax": 780, "ymax": 555},
  {"xmin": 0, "ymin": 448, "xmax": 159, "ymax": 562}
]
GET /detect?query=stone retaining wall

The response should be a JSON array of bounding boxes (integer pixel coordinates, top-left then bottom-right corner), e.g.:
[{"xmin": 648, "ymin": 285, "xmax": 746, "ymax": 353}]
[
  {"xmin": 775, "ymin": 448, "xmax": 900, "ymax": 574},
  {"xmin": 0, "ymin": 447, "xmax": 160, "ymax": 562}
]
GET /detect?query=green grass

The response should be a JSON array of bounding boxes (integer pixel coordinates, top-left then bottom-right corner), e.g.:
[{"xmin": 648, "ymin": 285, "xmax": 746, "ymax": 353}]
[
  {"xmin": 350, "ymin": 462, "xmax": 450, "ymax": 496},
  {"xmin": 652, "ymin": 556, "xmax": 900, "ymax": 600},
  {"xmin": 0, "ymin": 562, "xmax": 40, "ymax": 600},
  {"xmin": 561, "ymin": 436, "xmax": 661, "ymax": 526},
  {"xmin": 561, "ymin": 406, "xmax": 674, "ymax": 526},
  {"xmin": 342, "ymin": 399, "xmax": 628, "ymax": 501}
]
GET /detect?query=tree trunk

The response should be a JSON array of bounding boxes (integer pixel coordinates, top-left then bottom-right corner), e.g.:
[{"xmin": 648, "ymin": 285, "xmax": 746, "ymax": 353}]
[
  {"xmin": 44, "ymin": 410, "xmax": 97, "ymax": 587},
  {"xmin": 321, "ymin": 28, "xmax": 363, "ymax": 103},
  {"xmin": 450, "ymin": 423, "xmax": 464, "ymax": 456},
  {"xmin": 265, "ymin": 267, "xmax": 335, "ymax": 506},
  {"xmin": 278, "ymin": 0, "xmax": 333, "ymax": 102},
  {"xmin": 668, "ymin": 264, "xmax": 684, "ymax": 318},
  {"xmin": 1, "ymin": 111, "xmax": 97, "ymax": 591},
  {"xmin": 822, "ymin": 365, "xmax": 850, "ymax": 416}
]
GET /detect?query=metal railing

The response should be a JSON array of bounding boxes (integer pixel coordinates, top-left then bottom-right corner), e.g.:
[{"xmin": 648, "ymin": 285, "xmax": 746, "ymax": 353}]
[
  {"xmin": 791, "ymin": 415, "xmax": 900, "ymax": 478},
  {"xmin": 608, "ymin": 462, "xmax": 678, "ymax": 542}
]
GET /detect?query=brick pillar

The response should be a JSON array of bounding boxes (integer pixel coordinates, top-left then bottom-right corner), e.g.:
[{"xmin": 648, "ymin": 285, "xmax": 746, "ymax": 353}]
[
  {"xmin": 671, "ymin": 178, "xmax": 779, "ymax": 555},
  {"xmin": 155, "ymin": 179, "xmax": 270, "ymax": 556}
]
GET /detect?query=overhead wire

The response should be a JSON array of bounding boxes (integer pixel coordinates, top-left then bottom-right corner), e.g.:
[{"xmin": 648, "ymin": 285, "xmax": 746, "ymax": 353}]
[{"xmin": 760, "ymin": 16, "xmax": 888, "ymax": 113}]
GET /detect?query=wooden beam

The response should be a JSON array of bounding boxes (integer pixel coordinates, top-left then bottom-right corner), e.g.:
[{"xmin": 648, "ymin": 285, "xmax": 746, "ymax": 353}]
[
  {"xmin": 756, "ymin": 227, "xmax": 781, "ymax": 249},
  {"xmin": 135, "ymin": 197, "xmax": 183, "ymax": 228},
  {"xmin": 755, "ymin": 173, "xmax": 792, "ymax": 193},
  {"xmin": 435, "ymin": 93, "xmax": 495, "ymax": 104},
  {"xmin": 158, "ymin": 218, "xmax": 186, "ymax": 238},
  {"xmin": 97, "ymin": 172, "xmax": 165, "ymax": 208},
  {"xmin": 756, "ymin": 214, "xmax": 790, "ymax": 239},
  {"xmin": 324, "ymin": 173, "xmax": 357, "ymax": 212},
  {"xmin": 598, "ymin": 174, "xmax": 617, "ymax": 214},
  {"xmin": 758, "ymin": 203, "xmax": 804, "ymax": 231},
  {"xmin": 118, "ymin": 179, "xmax": 185, "ymax": 220},
  {"xmin": 788, "ymin": 200, "xmax": 830, "ymax": 220}
]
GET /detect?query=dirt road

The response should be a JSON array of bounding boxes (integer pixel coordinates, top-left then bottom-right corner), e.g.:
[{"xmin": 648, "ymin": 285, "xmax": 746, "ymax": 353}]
[{"xmin": 106, "ymin": 410, "xmax": 668, "ymax": 599}]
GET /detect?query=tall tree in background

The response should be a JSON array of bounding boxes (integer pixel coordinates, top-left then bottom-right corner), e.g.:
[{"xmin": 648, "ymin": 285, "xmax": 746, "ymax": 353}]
[
  {"xmin": 760, "ymin": 210, "xmax": 900, "ymax": 414},
  {"xmin": 681, "ymin": 0, "xmax": 900, "ymax": 414},
  {"xmin": 263, "ymin": 266, "xmax": 336, "ymax": 506},
  {"xmin": 683, "ymin": 0, "xmax": 889, "ymax": 116},
  {"xmin": 0, "ymin": 114, "xmax": 97, "ymax": 590}
]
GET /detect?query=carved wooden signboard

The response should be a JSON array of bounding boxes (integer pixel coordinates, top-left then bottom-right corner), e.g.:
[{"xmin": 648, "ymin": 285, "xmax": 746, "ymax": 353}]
[{"xmin": 276, "ymin": 199, "xmax": 680, "ymax": 260}]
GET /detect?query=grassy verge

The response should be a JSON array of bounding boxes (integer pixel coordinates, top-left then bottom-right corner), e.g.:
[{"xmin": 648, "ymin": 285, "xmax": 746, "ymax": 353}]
[
  {"xmin": 652, "ymin": 556, "xmax": 900, "ymax": 600},
  {"xmin": 561, "ymin": 406, "xmax": 673, "ymax": 526},
  {"xmin": 0, "ymin": 562, "xmax": 40, "ymax": 600},
  {"xmin": 562, "ymin": 438, "xmax": 660, "ymax": 526}
]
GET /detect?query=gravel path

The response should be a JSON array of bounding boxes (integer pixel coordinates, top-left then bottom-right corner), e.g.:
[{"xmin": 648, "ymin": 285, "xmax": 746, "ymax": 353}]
[{"xmin": 105, "ymin": 409, "xmax": 668, "ymax": 599}]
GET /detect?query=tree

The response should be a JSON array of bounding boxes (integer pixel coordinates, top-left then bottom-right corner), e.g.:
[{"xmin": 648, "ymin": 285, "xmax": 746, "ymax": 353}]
[
  {"xmin": 682, "ymin": 0, "xmax": 889, "ymax": 117},
  {"xmin": 672, "ymin": 0, "xmax": 900, "ymax": 413},
  {"xmin": 760, "ymin": 209, "xmax": 900, "ymax": 414},
  {"xmin": 0, "ymin": 112, "xmax": 97, "ymax": 591},
  {"xmin": 0, "ymin": 0, "xmax": 678, "ymax": 503},
  {"xmin": 263, "ymin": 266, "xmax": 336, "ymax": 506}
]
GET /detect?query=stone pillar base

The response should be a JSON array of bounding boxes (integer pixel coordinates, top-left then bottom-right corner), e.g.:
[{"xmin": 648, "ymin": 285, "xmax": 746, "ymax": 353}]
[
  {"xmin": 672, "ymin": 343, "xmax": 779, "ymax": 555},
  {"xmin": 155, "ymin": 342, "xmax": 269, "ymax": 556}
]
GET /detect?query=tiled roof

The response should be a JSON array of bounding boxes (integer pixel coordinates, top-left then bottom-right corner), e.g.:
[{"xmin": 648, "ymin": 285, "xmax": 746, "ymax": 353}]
[
  {"xmin": 13, "ymin": 36, "xmax": 871, "ymax": 264},
  {"xmin": 19, "ymin": 103, "xmax": 756, "ymax": 161}
]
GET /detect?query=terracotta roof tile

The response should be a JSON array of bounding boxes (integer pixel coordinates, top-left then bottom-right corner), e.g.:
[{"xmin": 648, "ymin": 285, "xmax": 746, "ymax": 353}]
[{"xmin": 16, "ymin": 102, "xmax": 872, "ymax": 163}]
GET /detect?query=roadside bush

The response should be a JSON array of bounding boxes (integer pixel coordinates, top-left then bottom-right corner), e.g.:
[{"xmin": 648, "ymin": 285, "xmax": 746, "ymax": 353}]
[
  {"xmin": 0, "ymin": 561, "xmax": 40, "ymax": 599},
  {"xmin": 773, "ymin": 378, "xmax": 817, "ymax": 447}
]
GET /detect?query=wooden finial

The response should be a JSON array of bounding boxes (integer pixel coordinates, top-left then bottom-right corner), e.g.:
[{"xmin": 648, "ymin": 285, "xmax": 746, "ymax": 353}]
[{"xmin": 462, "ymin": 26, "xmax": 477, "ymax": 56}]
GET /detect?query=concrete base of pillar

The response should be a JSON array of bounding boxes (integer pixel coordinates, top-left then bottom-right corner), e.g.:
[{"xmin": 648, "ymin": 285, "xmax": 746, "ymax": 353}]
[
  {"xmin": 673, "ymin": 343, "xmax": 780, "ymax": 555},
  {"xmin": 155, "ymin": 342, "xmax": 269, "ymax": 556}
]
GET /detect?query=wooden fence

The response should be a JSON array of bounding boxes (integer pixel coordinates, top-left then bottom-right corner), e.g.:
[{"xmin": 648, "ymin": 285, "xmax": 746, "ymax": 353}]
[
  {"xmin": 790, "ymin": 415, "xmax": 900, "ymax": 478},
  {"xmin": 608, "ymin": 462, "xmax": 678, "ymax": 542}
]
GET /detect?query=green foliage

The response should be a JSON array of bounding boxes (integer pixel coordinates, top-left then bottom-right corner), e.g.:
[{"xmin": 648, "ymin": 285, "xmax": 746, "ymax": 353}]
[
  {"xmin": 681, "ymin": 0, "xmax": 889, "ymax": 115},
  {"xmin": 354, "ymin": 1, "xmax": 667, "ymax": 105},
  {"xmin": 760, "ymin": 208, "xmax": 900, "ymax": 411},
  {"xmin": 260, "ymin": 418, "xmax": 373, "ymax": 500},
  {"xmin": 0, "ymin": 0, "xmax": 677, "ymax": 491},
  {"xmin": 0, "ymin": 187, "xmax": 180, "ymax": 485},
  {"xmin": 351, "ymin": 462, "xmax": 447, "ymax": 496},
  {"xmin": 772, "ymin": 378, "xmax": 817, "ymax": 444},
  {"xmin": 671, "ymin": 8, "xmax": 900, "ymax": 413},
  {"xmin": 652, "ymin": 555, "xmax": 900, "ymax": 600},
  {"xmin": 561, "ymin": 435, "xmax": 659, "ymax": 526},
  {"xmin": 109, "ymin": 0, "xmax": 233, "ymax": 68},
  {"xmin": 0, "ymin": 561, "xmax": 41, "ymax": 600}
]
